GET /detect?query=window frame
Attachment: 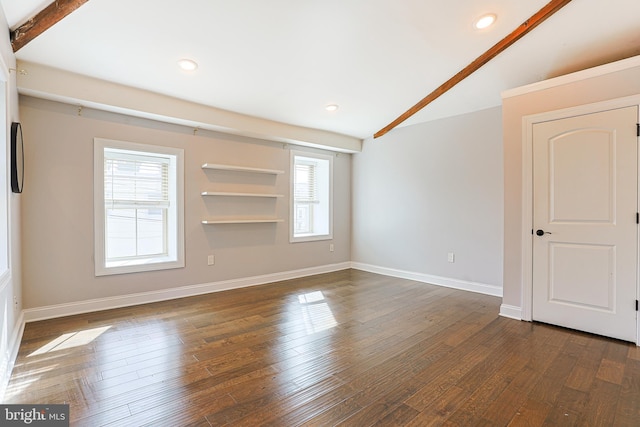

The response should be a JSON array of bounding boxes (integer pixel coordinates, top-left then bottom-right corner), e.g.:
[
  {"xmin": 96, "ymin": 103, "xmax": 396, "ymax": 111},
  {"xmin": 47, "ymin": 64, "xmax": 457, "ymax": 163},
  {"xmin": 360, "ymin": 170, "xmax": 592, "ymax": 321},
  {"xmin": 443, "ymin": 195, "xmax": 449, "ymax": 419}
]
[
  {"xmin": 290, "ymin": 150, "xmax": 333, "ymax": 243},
  {"xmin": 94, "ymin": 138, "xmax": 184, "ymax": 276}
]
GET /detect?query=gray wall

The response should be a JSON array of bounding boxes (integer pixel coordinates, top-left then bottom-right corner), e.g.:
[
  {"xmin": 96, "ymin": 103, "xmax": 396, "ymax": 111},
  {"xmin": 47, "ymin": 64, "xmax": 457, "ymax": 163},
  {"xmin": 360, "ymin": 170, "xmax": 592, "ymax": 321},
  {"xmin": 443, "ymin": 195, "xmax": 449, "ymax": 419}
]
[
  {"xmin": 20, "ymin": 96, "xmax": 351, "ymax": 309},
  {"xmin": 352, "ymin": 106, "xmax": 503, "ymax": 290}
]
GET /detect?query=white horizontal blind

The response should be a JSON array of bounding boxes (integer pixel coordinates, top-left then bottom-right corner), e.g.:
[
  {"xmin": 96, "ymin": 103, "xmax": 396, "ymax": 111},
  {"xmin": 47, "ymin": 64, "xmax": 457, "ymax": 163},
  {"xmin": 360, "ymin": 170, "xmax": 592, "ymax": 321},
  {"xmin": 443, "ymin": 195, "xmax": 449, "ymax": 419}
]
[
  {"xmin": 294, "ymin": 161, "xmax": 317, "ymax": 203},
  {"xmin": 293, "ymin": 158, "xmax": 319, "ymax": 235},
  {"xmin": 104, "ymin": 151, "xmax": 170, "ymax": 210}
]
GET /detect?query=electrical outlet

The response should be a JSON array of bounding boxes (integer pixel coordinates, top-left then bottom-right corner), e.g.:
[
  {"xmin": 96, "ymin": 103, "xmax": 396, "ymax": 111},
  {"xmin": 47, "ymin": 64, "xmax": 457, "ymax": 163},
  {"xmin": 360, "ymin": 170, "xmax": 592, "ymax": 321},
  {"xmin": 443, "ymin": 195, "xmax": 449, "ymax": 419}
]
[
  {"xmin": 447, "ymin": 252, "xmax": 455, "ymax": 263},
  {"xmin": 207, "ymin": 255, "xmax": 215, "ymax": 266},
  {"xmin": 13, "ymin": 295, "xmax": 18, "ymax": 309}
]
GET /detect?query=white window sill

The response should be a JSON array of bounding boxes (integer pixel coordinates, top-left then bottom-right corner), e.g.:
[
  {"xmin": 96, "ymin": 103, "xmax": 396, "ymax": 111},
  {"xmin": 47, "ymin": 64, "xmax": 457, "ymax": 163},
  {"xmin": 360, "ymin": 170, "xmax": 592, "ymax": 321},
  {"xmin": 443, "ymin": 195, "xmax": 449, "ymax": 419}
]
[
  {"xmin": 290, "ymin": 234, "xmax": 333, "ymax": 243},
  {"xmin": 96, "ymin": 257, "xmax": 183, "ymax": 276}
]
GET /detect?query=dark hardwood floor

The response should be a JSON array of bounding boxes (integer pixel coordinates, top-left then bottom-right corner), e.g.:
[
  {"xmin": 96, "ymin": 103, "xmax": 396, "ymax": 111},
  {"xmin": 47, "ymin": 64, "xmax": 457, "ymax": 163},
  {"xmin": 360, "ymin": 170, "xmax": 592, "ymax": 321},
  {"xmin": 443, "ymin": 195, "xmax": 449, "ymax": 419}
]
[{"xmin": 4, "ymin": 269, "xmax": 640, "ymax": 426}]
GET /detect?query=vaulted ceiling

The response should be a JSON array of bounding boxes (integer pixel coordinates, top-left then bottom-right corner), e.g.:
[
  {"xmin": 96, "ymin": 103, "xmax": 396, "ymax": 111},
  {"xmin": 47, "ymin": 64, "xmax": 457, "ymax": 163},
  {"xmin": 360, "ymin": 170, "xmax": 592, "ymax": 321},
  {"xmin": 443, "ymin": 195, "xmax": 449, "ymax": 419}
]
[{"xmin": 1, "ymin": 0, "xmax": 639, "ymax": 140}]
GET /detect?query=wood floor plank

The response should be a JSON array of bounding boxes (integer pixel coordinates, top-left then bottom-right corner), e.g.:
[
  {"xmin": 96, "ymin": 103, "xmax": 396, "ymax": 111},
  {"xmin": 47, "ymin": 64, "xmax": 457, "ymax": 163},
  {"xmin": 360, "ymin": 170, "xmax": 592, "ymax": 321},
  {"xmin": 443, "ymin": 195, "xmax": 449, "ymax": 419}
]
[
  {"xmin": 5, "ymin": 269, "xmax": 639, "ymax": 426},
  {"xmin": 479, "ymin": 366, "xmax": 543, "ymax": 425},
  {"xmin": 526, "ymin": 339, "xmax": 580, "ymax": 405},
  {"xmin": 244, "ymin": 377, "xmax": 354, "ymax": 426},
  {"xmin": 507, "ymin": 398, "xmax": 552, "ymax": 427},
  {"xmin": 405, "ymin": 386, "xmax": 472, "ymax": 427},
  {"xmin": 613, "ymin": 359, "xmax": 640, "ymax": 425},
  {"xmin": 405, "ymin": 343, "xmax": 492, "ymax": 411},
  {"xmin": 576, "ymin": 379, "xmax": 622, "ymax": 426},
  {"xmin": 443, "ymin": 352, "xmax": 531, "ymax": 425},
  {"xmin": 374, "ymin": 403, "xmax": 421, "ymax": 426},
  {"xmin": 541, "ymin": 386, "xmax": 587, "ymax": 427},
  {"xmin": 603, "ymin": 338, "xmax": 632, "ymax": 364},
  {"xmin": 113, "ymin": 392, "xmax": 234, "ymax": 427},
  {"xmin": 565, "ymin": 364, "xmax": 598, "ymax": 393},
  {"xmin": 596, "ymin": 358, "xmax": 626, "ymax": 385},
  {"xmin": 72, "ymin": 403, "xmax": 131, "ymax": 427},
  {"xmin": 299, "ymin": 339, "xmax": 459, "ymax": 425}
]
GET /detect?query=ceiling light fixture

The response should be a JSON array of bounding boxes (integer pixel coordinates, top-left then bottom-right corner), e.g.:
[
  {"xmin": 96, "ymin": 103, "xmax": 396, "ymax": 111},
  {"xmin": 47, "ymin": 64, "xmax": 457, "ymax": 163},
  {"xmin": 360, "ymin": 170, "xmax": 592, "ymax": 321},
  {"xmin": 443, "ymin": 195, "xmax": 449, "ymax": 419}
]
[
  {"xmin": 474, "ymin": 13, "xmax": 496, "ymax": 30},
  {"xmin": 325, "ymin": 104, "xmax": 339, "ymax": 112},
  {"xmin": 178, "ymin": 58, "xmax": 198, "ymax": 71}
]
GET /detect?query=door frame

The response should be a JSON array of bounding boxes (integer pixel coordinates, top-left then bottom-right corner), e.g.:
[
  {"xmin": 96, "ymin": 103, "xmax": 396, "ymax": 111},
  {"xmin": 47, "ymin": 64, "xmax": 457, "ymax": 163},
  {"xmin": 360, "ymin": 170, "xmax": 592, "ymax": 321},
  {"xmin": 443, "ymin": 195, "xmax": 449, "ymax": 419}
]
[{"xmin": 520, "ymin": 94, "xmax": 640, "ymax": 345}]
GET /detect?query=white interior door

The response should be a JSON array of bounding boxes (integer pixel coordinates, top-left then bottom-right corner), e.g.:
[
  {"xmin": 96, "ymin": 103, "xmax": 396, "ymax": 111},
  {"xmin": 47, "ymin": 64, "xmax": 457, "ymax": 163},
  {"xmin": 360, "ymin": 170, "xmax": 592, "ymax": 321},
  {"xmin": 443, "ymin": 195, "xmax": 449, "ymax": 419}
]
[{"xmin": 532, "ymin": 106, "xmax": 638, "ymax": 342}]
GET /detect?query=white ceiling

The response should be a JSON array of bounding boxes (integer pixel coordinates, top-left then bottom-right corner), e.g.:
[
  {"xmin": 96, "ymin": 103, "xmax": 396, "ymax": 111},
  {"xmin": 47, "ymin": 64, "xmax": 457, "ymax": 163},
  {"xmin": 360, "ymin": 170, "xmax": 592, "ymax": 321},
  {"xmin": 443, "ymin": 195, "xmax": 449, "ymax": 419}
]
[{"xmin": 1, "ymin": 0, "xmax": 640, "ymax": 139}]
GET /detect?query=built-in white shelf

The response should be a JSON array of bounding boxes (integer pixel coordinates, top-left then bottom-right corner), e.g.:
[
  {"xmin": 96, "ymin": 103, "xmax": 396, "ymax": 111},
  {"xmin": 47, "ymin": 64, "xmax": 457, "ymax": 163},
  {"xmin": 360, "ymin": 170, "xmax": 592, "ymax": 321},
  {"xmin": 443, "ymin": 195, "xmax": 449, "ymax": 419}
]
[
  {"xmin": 201, "ymin": 219, "xmax": 284, "ymax": 224},
  {"xmin": 202, "ymin": 163, "xmax": 284, "ymax": 175},
  {"xmin": 201, "ymin": 191, "xmax": 284, "ymax": 198}
]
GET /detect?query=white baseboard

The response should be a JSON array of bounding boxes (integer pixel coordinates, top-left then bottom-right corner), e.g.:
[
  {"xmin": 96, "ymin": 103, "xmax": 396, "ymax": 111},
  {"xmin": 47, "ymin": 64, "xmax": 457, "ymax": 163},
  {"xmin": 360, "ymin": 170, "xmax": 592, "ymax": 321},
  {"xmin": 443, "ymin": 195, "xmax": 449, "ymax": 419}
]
[
  {"xmin": 351, "ymin": 262, "xmax": 503, "ymax": 297},
  {"xmin": 0, "ymin": 310, "xmax": 25, "ymax": 401},
  {"xmin": 24, "ymin": 262, "xmax": 352, "ymax": 323},
  {"xmin": 499, "ymin": 304, "xmax": 522, "ymax": 320}
]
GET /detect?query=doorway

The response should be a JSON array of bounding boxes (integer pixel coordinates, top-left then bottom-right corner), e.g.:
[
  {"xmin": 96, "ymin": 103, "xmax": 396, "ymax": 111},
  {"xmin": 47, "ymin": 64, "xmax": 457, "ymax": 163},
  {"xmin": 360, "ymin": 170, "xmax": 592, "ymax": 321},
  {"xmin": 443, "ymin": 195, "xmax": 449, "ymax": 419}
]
[{"xmin": 531, "ymin": 106, "xmax": 637, "ymax": 342}]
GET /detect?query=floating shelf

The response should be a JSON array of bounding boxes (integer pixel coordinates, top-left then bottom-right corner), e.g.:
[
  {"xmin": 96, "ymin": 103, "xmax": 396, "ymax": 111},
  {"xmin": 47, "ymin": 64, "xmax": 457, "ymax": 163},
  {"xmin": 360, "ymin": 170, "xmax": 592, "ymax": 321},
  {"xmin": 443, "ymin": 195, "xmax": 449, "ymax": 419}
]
[
  {"xmin": 202, "ymin": 163, "xmax": 284, "ymax": 175},
  {"xmin": 202, "ymin": 219, "xmax": 284, "ymax": 224},
  {"xmin": 201, "ymin": 163, "xmax": 284, "ymax": 225},
  {"xmin": 201, "ymin": 191, "xmax": 284, "ymax": 198}
]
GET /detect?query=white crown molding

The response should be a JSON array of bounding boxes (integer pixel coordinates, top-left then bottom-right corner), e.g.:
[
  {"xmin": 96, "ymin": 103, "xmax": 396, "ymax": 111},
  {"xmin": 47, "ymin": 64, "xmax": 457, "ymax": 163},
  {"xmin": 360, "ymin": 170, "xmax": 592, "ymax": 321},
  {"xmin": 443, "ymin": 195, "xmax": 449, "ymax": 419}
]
[{"xmin": 502, "ymin": 54, "xmax": 640, "ymax": 99}]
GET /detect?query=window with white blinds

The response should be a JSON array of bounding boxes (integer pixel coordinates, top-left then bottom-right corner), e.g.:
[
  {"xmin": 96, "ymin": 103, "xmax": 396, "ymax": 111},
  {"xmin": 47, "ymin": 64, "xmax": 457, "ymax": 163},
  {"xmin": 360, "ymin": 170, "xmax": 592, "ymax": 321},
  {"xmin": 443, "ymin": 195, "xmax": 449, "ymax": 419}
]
[
  {"xmin": 94, "ymin": 138, "xmax": 184, "ymax": 276},
  {"xmin": 104, "ymin": 150, "xmax": 170, "ymax": 260},
  {"xmin": 290, "ymin": 151, "xmax": 333, "ymax": 242}
]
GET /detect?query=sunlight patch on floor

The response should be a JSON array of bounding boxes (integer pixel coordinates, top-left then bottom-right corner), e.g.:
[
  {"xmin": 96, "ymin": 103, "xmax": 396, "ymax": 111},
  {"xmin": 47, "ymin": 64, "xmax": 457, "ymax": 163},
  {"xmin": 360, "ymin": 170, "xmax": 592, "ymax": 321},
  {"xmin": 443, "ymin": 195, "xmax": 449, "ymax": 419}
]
[
  {"xmin": 28, "ymin": 326, "xmax": 112, "ymax": 357},
  {"xmin": 298, "ymin": 291, "xmax": 337, "ymax": 335}
]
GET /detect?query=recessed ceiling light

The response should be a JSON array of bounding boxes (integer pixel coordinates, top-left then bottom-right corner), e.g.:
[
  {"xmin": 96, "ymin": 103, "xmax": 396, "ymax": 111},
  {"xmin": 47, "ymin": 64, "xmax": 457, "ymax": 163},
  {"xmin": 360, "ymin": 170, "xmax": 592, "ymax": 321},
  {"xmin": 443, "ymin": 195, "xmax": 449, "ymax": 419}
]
[
  {"xmin": 178, "ymin": 58, "xmax": 198, "ymax": 71},
  {"xmin": 325, "ymin": 104, "xmax": 339, "ymax": 112},
  {"xmin": 474, "ymin": 14, "xmax": 496, "ymax": 30}
]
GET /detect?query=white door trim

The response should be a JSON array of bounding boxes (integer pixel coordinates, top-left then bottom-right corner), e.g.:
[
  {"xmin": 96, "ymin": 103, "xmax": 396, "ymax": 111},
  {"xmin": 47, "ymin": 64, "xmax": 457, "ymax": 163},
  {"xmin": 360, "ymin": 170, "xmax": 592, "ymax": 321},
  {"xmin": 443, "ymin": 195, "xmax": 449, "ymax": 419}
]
[{"xmin": 521, "ymin": 94, "xmax": 640, "ymax": 345}]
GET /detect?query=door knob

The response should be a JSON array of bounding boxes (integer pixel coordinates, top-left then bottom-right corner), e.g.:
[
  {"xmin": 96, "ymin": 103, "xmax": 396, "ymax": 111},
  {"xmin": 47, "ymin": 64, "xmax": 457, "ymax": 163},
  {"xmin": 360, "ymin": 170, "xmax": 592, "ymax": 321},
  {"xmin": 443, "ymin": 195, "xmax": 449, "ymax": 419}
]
[{"xmin": 536, "ymin": 229, "xmax": 551, "ymax": 236}]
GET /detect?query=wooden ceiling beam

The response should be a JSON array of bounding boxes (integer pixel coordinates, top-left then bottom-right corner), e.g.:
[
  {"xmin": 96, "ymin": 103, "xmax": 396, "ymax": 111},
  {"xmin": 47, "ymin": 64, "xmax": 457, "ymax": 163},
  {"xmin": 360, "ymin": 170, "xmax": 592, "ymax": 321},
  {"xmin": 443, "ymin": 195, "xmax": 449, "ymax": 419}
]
[
  {"xmin": 10, "ymin": 0, "xmax": 90, "ymax": 52},
  {"xmin": 374, "ymin": 0, "xmax": 573, "ymax": 139}
]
